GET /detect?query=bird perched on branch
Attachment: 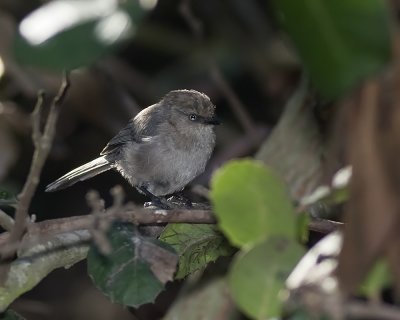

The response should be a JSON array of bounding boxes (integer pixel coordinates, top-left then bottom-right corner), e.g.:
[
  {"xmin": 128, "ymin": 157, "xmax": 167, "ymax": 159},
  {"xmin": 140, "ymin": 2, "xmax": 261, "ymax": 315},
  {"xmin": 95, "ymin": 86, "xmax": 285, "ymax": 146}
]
[{"xmin": 46, "ymin": 89, "xmax": 219, "ymax": 208}]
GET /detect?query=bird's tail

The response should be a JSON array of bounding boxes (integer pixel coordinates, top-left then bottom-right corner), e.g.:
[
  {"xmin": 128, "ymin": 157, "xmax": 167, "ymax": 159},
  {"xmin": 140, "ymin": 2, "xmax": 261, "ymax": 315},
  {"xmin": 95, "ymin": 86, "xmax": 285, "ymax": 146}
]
[{"xmin": 45, "ymin": 156, "xmax": 111, "ymax": 192}]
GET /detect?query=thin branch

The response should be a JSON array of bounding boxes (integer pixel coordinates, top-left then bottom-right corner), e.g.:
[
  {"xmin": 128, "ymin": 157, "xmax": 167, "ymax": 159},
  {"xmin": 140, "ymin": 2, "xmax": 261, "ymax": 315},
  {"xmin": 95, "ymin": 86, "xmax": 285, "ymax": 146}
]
[
  {"xmin": 30, "ymin": 206, "xmax": 217, "ymax": 238},
  {"xmin": 0, "ymin": 204, "xmax": 340, "ymax": 253},
  {"xmin": 308, "ymin": 219, "xmax": 343, "ymax": 234},
  {"xmin": 0, "ymin": 72, "xmax": 71, "ymax": 283},
  {"xmin": 346, "ymin": 301, "xmax": 400, "ymax": 320},
  {"xmin": 86, "ymin": 190, "xmax": 111, "ymax": 255},
  {"xmin": 209, "ymin": 65, "xmax": 256, "ymax": 134},
  {"xmin": 289, "ymin": 286, "xmax": 400, "ymax": 320},
  {"xmin": 31, "ymin": 91, "xmax": 45, "ymax": 148},
  {"xmin": 179, "ymin": 0, "xmax": 204, "ymax": 39},
  {"xmin": 0, "ymin": 209, "xmax": 14, "ymax": 231},
  {"xmin": 179, "ymin": 0, "xmax": 256, "ymax": 134},
  {"xmin": 0, "ymin": 206, "xmax": 216, "ymax": 255},
  {"xmin": 190, "ymin": 185, "xmax": 210, "ymax": 199},
  {"xmin": 0, "ymin": 229, "xmax": 89, "ymax": 312}
]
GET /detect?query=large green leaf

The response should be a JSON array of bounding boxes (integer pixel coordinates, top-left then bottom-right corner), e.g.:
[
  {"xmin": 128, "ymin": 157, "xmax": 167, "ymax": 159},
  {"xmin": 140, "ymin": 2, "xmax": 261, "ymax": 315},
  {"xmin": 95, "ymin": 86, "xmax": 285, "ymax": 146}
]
[
  {"xmin": 274, "ymin": 0, "xmax": 390, "ymax": 98},
  {"xmin": 87, "ymin": 223, "xmax": 178, "ymax": 307},
  {"xmin": 159, "ymin": 224, "xmax": 235, "ymax": 279},
  {"xmin": 15, "ymin": 0, "xmax": 156, "ymax": 71},
  {"xmin": 210, "ymin": 159, "xmax": 296, "ymax": 247},
  {"xmin": 229, "ymin": 237, "xmax": 305, "ymax": 319},
  {"xmin": 164, "ymin": 278, "xmax": 240, "ymax": 320}
]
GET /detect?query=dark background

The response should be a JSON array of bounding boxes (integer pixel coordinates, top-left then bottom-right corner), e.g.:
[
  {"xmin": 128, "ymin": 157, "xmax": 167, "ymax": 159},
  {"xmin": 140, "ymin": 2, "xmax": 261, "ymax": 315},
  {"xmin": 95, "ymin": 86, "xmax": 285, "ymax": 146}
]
[{"xmin": 0, "ymin": 0, "xmax": 302, "ymax": 319}]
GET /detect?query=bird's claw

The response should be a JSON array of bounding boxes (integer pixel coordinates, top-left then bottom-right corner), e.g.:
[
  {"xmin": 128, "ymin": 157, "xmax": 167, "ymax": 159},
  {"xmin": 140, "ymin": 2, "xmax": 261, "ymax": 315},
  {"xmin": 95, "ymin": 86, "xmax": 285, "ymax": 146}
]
[
  {"xmin": 167, "ymin": 194, "xmax": 192, "ymax": 208},
  {"xmin": 144, "ymin": 200, "xmax": 170, "ymax": 210}
]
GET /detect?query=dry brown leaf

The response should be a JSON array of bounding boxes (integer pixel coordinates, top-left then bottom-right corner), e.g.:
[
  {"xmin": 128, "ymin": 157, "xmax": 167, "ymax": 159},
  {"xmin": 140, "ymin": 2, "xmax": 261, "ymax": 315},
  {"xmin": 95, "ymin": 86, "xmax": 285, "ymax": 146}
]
[{"xmin": 138, "ymin": 239, "xmax": 179, "ymax": 284}]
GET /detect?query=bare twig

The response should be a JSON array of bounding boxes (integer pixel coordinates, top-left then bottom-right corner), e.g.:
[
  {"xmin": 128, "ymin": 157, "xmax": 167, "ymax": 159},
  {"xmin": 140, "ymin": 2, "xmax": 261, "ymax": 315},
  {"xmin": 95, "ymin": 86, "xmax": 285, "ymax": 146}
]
[
  {"xmin": 0, "ymin": 204, "xmax": 339, "ymax": 253},
  {"xmin": 179, "ymin": 0, "xmax": 256, "ymax": 134},
  {"xmin": 0, "ymin": 206, "xmax": 216, "ymax": 254},
  {"xmin": 308, "ymin": 219, "xmax": 343, "ymax": 234},
  {"xmin": 31, "ymin": 91, "xmax": 45, "ymax": 148},
  {"xmin": 109, "ymin": 185, "xmax": 125, "ymax": 208},
  {"xmin": 179, "ymin": 0, "xmax": 203, "ymax": 39},
  {"xmin": 86, "ymin": 190, "xmax": 111, "ymax": 255},
  {"xmin": 289, "ymin": 286, "xmax": 400, "ymax": 320},
  {"xmin": 346, "ymin": 301, "xmax": 400, "ymax": 320},
  {"xmin": 0, "ymin": 209, "xmax": 14, "ymax": 231},
  {"xmin": 32, "ymin": 206, "xmax": 216, "ymax": 238},
  {"xmin": 86, "ymin": 190, "xmax": 105, "ymax": 213},
  {"xmin": 191, "ymin": 185, "xmax": 210, "ymax": 199},
  {"xmin": 0, "ymin": 72, "xmax": 71, "ymax": 283},
  {"xmin": 209, "ymin": 65, "xmax": 256, "ymax": 134}
]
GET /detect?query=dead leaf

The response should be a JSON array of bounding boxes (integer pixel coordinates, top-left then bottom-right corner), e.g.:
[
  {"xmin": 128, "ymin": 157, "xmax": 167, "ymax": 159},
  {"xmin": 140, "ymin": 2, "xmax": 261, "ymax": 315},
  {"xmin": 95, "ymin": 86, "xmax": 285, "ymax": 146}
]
[{"xmin": 138, "ymin": 238, "xmax": 179, "ymax": 284}]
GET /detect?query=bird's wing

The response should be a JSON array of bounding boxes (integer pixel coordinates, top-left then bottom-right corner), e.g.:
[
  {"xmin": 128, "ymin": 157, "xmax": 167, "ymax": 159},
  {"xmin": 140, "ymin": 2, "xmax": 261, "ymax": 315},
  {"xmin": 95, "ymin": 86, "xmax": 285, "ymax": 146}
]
[
  {"xmin": 100, "ymin": 121, "xmax": 136, "ymax": 155},
  {"xmin": 100, "ymin": 105, "xmax": 162, "ymax": 155}
]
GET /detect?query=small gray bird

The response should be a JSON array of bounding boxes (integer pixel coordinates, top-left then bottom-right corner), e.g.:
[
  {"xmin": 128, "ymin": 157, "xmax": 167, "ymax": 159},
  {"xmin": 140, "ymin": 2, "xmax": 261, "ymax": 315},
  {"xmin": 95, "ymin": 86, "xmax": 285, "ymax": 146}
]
[{"xmin": 46, "ymin": 89, "xmax": 219, "ymax": 208}]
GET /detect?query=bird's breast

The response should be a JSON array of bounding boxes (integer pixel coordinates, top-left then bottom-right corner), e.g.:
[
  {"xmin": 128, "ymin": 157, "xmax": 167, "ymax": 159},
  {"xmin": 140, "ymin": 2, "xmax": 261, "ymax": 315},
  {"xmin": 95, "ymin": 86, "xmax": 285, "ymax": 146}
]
[{"xmin": 115, "ymin": 129, "xmax": 215, "ymax": 196}]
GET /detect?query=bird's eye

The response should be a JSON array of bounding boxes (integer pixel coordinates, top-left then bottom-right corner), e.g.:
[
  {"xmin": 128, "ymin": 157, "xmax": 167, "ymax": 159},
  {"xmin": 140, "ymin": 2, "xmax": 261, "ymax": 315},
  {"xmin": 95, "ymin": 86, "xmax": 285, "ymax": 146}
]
[{"xmin": 189, "ymin": 114, "xmax": 197, "ymax": 121}]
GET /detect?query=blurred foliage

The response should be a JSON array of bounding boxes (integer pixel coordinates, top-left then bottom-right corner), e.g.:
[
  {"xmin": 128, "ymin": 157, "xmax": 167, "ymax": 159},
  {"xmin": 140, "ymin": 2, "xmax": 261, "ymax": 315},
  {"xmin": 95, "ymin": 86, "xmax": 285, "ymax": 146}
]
[
  {"xmin": 296, "ymin": 213, "xmax": 310, "ymax": 244},
  {"xmin": 0, "ymin": 310, "xmax": 26, "ymax": 320},
  {"xmin": 15, "ymin": 0, "xmax": 152, "ymax": 71},
  {"xmin": 229, "ymin": 237, "xmax": 305, "ymax": 318},
  {"xmin": 274, "ymin": 0, "xmax": 390, "ymax": 98},
  {"xmin": 211, "ymin": 159, "xmax": 305, "ymax": 318},
  {"xmin": 0, "ymin": 0, "xmax": 395, "ymax": 319},
  {"xmin": 164, "ymin": 278, "xmax": 240, "ymax": 320},
  {"xmin": 0, "ymin": 189, "xmax": 17, "ymax": 208},
  {"xmin": 360, "ymin": 260, "xmax": 391, "ymax": 299}
]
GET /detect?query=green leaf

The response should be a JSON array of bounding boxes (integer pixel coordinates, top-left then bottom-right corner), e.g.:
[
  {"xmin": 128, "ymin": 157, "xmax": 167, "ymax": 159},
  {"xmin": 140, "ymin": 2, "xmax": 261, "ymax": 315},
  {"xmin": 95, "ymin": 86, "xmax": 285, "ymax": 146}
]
[
  {"xmin": 360, "ymin": 260, "xmax": 391, "ymax": 298},
  {"xmin": 87, "ymin": 223, "xmax": 178, "ymax": 307},
  {"xmin": 0, "ymin": 310, "xmax": 26, "ymax": 320},
  {"xmin": 229, "ymin": 237, "xmax": 305, "ymax": 319},
  {"xmin": 274, "ymin": 0, "xmax": 390, "ymax": 98},
  {"xmin": 14, "ymin": 0, "xmax": 155, "ymax": 71},
  {"xmin": 159, "ymin": 224, "xmax": 235, "ymax": 279},
  {"xmin": 164, "ymin": 277, "xmax": 239, "ymax": 320},
  {"xmin": 210, "ymin": 159, "xmax": 296, "ymax": 247}
]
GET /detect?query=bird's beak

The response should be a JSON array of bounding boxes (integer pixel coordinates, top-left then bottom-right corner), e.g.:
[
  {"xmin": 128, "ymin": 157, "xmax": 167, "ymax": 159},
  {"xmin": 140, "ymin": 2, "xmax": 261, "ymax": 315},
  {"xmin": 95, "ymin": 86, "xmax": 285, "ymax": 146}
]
[{"xmin": 204, "ymin": 116, "xmax": 221, "ymax": 125}]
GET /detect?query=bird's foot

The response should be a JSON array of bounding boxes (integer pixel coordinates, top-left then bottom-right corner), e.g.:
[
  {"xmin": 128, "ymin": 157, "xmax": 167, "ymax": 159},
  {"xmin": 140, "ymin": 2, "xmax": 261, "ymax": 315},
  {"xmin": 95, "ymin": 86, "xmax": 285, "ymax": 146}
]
[
  {"xmin": 167, "ymin": 193, "xmax": 192, "ymax": 208},
  {"xmin": 144, "ymin": 198, "xmax": 170, "ymax": 210},
  {"xmin": 139, "ymin": 186, "xmax": 170, "ymax": 209}
]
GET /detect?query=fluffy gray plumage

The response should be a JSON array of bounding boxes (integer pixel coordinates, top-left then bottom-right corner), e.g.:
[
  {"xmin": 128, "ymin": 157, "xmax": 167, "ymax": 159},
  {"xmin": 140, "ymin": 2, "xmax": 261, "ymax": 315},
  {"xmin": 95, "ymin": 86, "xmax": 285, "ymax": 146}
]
[{"xmin": 46, "ymin": 89, "xmax": 219, "ymax": 204}]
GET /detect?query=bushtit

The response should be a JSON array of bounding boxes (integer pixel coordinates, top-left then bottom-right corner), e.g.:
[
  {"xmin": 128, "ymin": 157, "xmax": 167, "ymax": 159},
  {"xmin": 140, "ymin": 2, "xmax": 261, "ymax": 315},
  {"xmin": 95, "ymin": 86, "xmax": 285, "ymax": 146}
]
[{"xmin": 46, "ymin": 89, "xmax": 219, "ymax": 208}]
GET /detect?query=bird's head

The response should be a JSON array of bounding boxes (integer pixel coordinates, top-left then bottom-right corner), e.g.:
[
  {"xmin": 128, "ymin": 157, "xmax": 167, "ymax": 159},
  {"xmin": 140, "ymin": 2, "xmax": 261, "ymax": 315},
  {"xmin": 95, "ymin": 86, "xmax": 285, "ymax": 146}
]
[{"xmin": 162, "ymin": 90, "xmax": 220, "ymax": 132}]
